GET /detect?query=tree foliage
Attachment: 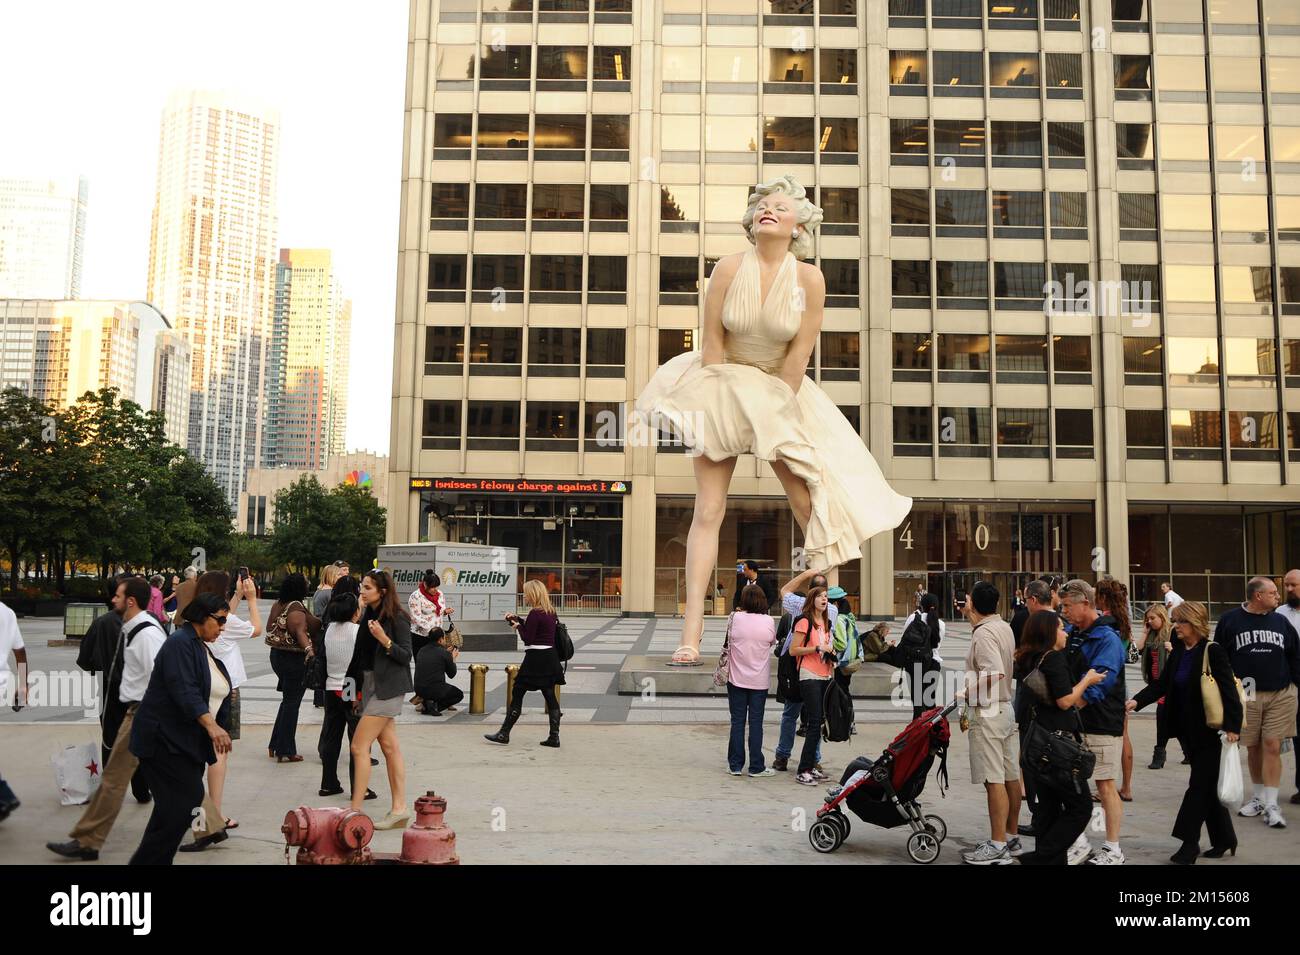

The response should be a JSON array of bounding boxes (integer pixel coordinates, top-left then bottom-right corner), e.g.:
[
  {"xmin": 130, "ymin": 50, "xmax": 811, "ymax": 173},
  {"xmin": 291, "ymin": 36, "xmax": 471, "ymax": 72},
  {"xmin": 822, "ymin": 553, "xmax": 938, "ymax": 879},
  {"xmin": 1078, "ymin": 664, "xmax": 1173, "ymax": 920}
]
[
  {"xmin": 0, "ymin": 387, "xmax": 232, "ymax": 594},
  {"xmin": 269, "ymin": 476, "xmax": 386, "ymax": 579}
]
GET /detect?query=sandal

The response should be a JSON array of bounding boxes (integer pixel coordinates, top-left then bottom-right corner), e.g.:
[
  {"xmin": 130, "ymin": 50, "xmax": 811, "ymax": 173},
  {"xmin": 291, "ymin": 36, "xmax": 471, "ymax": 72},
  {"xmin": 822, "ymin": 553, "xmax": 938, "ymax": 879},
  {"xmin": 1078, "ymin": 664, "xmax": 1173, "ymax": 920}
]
[
  {"xmin": 276, "ymin": 755, "xmax": 304, "ymax": 763},
  {"xmin": 1119, "ymin": 792, "xmax": 1133, "ymax": 803},
  {"xmin": 668, "ymin": 645, "xmax": 702, "ymax": 667},
  {"xmin": 1091, "ymin": 792, "xmax": 1101, "ymax": 802},
  {"xmin": 224, "ymin": 818, "xmax": 239, "ymax": 830}
]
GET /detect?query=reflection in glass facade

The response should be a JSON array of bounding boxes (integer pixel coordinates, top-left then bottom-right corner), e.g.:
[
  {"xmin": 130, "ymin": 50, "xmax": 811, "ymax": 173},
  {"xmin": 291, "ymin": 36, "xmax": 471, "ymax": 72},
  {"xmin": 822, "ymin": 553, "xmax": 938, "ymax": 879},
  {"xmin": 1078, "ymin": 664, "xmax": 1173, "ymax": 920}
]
[{"xmin": 392, "ymin": 0, "xmax": 1300, "ymax": 616}]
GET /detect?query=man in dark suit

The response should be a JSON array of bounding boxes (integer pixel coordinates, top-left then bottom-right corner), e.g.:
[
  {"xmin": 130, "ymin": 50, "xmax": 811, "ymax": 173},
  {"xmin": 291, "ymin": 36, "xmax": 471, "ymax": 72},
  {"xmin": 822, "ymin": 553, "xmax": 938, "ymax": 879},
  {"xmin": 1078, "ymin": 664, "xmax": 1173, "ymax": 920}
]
[{"xmin": 733, "ymin": 560, "xmax": 777, "ymax": 612}]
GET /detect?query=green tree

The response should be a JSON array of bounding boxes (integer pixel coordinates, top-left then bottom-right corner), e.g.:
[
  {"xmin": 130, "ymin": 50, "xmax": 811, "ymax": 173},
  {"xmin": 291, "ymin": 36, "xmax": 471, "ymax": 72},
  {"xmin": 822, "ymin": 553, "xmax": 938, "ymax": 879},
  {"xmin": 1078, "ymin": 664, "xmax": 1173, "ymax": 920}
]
[
  {"xmin": 215, "ymin": 533, "xmax": 278, "ymax": 580},
  {"xmin": 328, "ymin": 483, "xmax": 387, "ymax": 573},
  {"xmin": 0, "ymin": 389, "xmax": 64, "ymax": 594},
  {"xmin": 268, "ymin": 476, "xmax": 387, "ymax": 580},
  {"xmin": 268, "ymin": 475, "xmax": 335, "ymax": 578}
]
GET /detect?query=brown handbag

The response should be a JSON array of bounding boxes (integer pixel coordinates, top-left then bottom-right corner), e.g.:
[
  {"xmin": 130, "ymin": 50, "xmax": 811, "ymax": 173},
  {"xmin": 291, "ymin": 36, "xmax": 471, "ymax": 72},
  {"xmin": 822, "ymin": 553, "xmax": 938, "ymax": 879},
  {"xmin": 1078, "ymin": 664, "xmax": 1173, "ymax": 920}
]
[{"xmin": 265, "ymin": 600, "xmax": 308, "ymax": 652}]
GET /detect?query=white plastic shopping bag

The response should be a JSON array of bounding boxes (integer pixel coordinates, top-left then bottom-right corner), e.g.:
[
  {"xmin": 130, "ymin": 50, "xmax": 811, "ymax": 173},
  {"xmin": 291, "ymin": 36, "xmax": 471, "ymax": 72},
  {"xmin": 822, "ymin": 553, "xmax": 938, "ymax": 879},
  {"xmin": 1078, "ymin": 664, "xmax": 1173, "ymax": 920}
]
[
  {"xmin": 1217, "ymin": 736, "xmax": 1243, "ymax": 806},
  {"xmin": 51, "ymin": 742, "xmax": 103, "ymax": 806}
]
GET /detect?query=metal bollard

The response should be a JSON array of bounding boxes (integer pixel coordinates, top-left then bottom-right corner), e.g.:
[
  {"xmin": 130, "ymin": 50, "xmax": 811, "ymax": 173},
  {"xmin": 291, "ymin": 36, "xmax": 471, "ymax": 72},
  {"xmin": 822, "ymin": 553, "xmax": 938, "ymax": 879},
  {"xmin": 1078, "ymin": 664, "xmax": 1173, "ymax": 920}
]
[
  {"xmin": 468, "ymin": 663, "xmax": 488, "ymax": 714},
  {"xmin": 504, "ymin": 664, "xmax": 520, "ymax": 708}
]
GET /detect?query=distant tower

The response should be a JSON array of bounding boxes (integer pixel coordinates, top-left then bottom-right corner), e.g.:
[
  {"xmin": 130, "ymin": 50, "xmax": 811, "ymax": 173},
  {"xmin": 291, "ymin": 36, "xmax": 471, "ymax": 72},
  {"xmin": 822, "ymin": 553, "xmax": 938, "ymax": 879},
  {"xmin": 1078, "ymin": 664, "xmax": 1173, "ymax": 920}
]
[
  {"xmin": 0, "ymin": 175, "xmax": 88, "ymax": 298},
  {"xmin": 146, "ymin": 90, "xmax": 280, "ymax": 504},
  {"xmin": 265, "ymin": 248, "xmax": 352, "ymax": 469}
]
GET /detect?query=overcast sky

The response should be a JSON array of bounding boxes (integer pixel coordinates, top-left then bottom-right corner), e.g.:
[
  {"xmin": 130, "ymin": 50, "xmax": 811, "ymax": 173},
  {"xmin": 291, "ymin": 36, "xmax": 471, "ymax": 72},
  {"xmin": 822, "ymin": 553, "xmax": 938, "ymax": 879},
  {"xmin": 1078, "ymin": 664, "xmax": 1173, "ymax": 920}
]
[{"xmin": 0, "ymin": 0, "xmax": 408, "ymax": 454}]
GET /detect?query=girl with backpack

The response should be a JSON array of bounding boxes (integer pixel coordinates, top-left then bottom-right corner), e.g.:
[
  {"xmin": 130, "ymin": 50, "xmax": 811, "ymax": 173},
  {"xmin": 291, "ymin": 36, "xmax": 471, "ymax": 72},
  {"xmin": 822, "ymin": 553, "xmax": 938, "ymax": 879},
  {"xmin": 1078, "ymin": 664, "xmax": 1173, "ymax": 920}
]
[
  {"xmin": 485, "ymin": 580, "xmax": 566, "ymax": 748},
  {"xmin": 790, "ymin": 587, "xmax": 836, "ymax": 786}
]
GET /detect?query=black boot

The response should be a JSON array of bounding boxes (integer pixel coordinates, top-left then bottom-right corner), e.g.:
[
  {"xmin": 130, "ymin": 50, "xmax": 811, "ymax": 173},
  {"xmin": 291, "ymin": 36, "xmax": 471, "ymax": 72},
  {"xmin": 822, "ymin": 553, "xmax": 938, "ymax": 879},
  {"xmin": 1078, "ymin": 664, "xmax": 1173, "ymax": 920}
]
[
  {"xmin": 540, "ymin": 709, "xmax": 562, "ymax": 748},
  {"xmin": 1148, "ymin": 746, "xmax": 1166, "ymax": 770},
  {"xmin": 484, "ymin": 709, "xmax": 520, "ymax": 745},
  {"xmin": 1170, "ymin": 841, "xmax": 1199, "ymax": 865}
]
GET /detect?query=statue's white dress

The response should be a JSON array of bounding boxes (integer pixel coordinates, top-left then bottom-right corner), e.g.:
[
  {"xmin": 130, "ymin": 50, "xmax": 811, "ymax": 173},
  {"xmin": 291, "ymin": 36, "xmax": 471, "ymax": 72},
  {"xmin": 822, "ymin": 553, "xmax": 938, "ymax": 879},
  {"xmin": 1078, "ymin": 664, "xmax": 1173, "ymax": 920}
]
[{"xmin": 634, "ymin": 247, "xmax": 912, "ymax": 568}]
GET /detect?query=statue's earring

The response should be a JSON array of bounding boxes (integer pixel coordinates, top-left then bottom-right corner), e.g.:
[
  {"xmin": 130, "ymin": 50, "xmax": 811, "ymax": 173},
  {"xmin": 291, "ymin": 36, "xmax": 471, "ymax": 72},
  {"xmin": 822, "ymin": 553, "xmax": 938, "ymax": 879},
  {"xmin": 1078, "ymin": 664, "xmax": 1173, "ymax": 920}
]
[{"xmin": 791, "ymin": 228, "xmax": 800, "ymax": 238}]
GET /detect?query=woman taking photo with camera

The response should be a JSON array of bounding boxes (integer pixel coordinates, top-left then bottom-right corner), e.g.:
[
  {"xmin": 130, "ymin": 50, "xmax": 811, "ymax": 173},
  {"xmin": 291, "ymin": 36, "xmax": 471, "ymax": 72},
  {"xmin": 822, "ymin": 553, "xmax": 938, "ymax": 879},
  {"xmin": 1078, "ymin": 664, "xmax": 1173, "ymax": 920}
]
[
  {"xmin": 346, "ymin": 570, "xmax": 413, "ymax": 829},
  {"xmin": 1127, "ymin": 600, "xmax": 1242, "ymax": 864},
  {"xmin": 484, "ymin": 579, "xmax": 565, "ymax": 748},
  {"xmin": 1013, "ymin": 610, "xmax": 1105, "ymax": 865}
]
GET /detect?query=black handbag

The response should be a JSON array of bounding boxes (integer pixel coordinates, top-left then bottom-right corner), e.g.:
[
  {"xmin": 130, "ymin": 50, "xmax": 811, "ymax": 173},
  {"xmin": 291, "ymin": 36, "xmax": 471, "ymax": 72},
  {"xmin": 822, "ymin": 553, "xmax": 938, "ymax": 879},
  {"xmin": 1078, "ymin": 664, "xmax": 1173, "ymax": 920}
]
[
  {"xmin": 302, "ymin": 648, "xmax": 327, "ymax": 691},
  {"xmin": 1021, "ymin": 650, "xmax": 1095, "ymax": 792}
]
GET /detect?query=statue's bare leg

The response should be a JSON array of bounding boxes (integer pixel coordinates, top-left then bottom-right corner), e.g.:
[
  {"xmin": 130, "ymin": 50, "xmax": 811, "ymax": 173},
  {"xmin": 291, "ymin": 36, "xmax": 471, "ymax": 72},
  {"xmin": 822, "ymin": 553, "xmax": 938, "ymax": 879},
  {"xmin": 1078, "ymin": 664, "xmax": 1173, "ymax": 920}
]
[
  {"xmin": 770, "ymin": 459, "xmax": 838, "ymax": 587},
  {"xmin": 674, "ymin": 453, "xmax": 738, "ymax": 663}
]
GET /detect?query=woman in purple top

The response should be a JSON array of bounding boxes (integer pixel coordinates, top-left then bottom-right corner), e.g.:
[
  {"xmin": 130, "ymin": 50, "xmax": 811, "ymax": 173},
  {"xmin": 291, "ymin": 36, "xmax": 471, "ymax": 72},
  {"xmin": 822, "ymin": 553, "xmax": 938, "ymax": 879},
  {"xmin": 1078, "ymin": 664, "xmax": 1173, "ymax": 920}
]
[
  {"xmin": 726, "ymin": 584, "xmax": 779, "ymax": 777},
  {"xmin": 485, "ymin": 580, "xmax": 566, "ymax": 748}
]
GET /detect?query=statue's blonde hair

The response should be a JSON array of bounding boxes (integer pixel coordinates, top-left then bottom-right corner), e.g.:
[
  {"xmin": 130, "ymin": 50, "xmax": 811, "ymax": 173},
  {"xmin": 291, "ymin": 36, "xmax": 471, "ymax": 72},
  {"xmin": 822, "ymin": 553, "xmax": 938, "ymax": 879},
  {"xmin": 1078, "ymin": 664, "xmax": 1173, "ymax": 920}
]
[{"xmin": 741, "ymin": 175, "xmax": 823, "ymax": 260}]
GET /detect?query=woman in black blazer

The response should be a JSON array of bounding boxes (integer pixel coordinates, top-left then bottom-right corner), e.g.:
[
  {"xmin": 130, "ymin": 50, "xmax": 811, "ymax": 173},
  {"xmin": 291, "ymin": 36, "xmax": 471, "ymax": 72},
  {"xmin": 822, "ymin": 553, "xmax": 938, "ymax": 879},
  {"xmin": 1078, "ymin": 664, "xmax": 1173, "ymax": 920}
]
[
  {"xmin": 1128, "ymin": 600, "xmax": 1242, "ymax": 864},
  {"xmin": 128, "ymin": 593, "xmax": 232, "ymax": 865},
  {"xmin": 347, "ymin": 570, "xmax": 413, "ymax": 830}
]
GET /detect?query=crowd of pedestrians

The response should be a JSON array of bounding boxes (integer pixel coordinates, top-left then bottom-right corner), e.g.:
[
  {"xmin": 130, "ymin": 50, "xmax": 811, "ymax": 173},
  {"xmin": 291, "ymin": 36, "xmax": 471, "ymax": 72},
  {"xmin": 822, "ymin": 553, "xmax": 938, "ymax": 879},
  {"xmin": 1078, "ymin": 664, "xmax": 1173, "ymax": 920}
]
[{"xmin": 5, "ymin": 557, "xmax": 1300, "ymax": 867}]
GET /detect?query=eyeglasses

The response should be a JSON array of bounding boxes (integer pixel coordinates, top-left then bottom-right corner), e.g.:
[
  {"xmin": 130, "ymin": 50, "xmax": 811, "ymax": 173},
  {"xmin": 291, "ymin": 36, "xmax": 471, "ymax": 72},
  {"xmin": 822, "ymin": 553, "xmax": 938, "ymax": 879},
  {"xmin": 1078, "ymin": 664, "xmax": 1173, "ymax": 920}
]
[{"xmin": 214, "ymin": 615, "xmax": 229, "ymax": 628}]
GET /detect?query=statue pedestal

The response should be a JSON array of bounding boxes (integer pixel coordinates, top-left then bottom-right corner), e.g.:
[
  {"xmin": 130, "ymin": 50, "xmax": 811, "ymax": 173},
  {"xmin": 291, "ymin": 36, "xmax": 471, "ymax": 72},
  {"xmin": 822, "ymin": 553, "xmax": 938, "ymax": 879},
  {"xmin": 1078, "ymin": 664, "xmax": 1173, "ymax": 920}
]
[
  {"xmin": 454, "ymin": 620, "xmax": 518, "ymax": 652},
  {"xmin": 616, "ymin": 657, "xmax": 898, "ymax": 698}
]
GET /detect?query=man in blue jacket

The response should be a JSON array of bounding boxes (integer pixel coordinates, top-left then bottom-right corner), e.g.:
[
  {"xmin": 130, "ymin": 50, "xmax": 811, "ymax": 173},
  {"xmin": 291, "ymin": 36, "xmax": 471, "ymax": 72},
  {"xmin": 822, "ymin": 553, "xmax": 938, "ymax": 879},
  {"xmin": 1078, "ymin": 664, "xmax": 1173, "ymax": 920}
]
[{"xmin": 1059, "ymin": 578, "xmax": 1127, "ymax": 865}]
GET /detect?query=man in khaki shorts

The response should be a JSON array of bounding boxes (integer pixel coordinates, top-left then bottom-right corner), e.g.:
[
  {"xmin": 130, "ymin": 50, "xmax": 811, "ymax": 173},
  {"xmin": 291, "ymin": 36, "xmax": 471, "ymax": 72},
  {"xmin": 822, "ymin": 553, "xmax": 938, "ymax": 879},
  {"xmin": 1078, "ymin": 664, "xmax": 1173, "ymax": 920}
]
[
  {"xmin": 1214, "ymin": 576, "xmax": 1300, "ymax": 829},
  {"xmin": 1059, "ymin": 579, "xmax": 1128, "ymax": 865},
  {"xmin": 958, "ymin": 581, "xmax": 1021, "ymax": 865}
]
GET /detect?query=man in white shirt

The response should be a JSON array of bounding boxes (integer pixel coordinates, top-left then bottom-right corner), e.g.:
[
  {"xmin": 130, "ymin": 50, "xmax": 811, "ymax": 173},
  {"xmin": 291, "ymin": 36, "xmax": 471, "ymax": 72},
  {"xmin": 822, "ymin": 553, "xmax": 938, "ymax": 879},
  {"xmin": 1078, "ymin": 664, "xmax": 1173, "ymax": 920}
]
[
  {"xmin": 48, "ymin": 577, "xmax": 167, "ymax": 861},
  {"xmin": 1282, "ymin": 570, "xmax": 1300, "ymax": 806},
  {"xmin": 0, "ymin": 600, "xmax": 26, "ymax": 820},
  {"xmin": 1160, "ymin": 582, "xmax": 1183, "ymax": 609}
]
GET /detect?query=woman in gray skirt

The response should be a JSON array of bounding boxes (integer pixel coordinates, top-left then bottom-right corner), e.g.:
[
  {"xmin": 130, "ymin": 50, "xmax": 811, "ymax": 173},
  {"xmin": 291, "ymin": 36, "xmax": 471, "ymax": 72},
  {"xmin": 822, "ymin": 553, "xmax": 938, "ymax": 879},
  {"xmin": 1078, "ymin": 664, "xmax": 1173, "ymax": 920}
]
[{"xmin": 346, "ymin": 570, "xmax": 413, "ymax": 830}]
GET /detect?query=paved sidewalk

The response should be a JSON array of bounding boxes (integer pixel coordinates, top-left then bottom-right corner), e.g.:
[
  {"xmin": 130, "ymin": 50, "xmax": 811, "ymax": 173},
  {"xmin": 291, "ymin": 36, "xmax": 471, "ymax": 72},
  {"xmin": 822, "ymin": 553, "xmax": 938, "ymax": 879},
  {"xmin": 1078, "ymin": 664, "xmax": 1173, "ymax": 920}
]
[
  {"xmin": 7, "ymin": 610, "xmax": 980, "ymax": 726},
  {"xmin": 3, "ymin": 716, "xmax": 1297, "ymax": 865}
]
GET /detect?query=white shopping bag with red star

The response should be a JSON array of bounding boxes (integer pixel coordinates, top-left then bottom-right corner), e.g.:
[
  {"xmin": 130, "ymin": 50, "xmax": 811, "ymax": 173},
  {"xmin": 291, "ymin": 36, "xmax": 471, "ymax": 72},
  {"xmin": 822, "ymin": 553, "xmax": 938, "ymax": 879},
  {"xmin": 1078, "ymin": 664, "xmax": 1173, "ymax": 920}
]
[{"xmin": 51, "ymin": 742, "xmax": 102, "ymax": 806}]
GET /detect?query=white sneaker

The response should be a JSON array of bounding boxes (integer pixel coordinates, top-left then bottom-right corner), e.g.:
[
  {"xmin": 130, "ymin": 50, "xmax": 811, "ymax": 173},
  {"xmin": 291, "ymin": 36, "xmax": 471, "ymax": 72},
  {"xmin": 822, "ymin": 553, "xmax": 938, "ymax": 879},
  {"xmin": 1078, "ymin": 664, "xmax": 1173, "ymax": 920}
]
[
  {"xmin": 1067, "ymin": 838, "xmax": 1092, "ymax": 866},
  {"xmin": 1006, "ymin": 836, "xmax": 1025, "ymax": 857},
  {"xmin": 1087, "ymin": 844, "xmax": 1126, "ymax": 865},
  {"xmin": 728, "ymin": 768, "xmax": 743, "ymax": 776},
  {"xmin": 1238, "ymin": 797, "xmax": 1266, "ymax": 818},
  {"xmin": 961, "ymin": 840, "xmax": 1013, "ymax": 865},
  {"xmin": 749, "ymin": 767, "xmax": 776, "ymax": 778},
  {"xmin": 1265, "ymin": 804, "xmax": 1287, "ymax": 829}
]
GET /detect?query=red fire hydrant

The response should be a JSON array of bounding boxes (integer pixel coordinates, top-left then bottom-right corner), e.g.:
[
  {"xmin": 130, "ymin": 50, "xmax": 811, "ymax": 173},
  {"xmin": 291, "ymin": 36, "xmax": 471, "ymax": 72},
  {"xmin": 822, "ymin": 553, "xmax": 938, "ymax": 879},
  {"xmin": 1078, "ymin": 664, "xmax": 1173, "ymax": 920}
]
[
  {"xmin": 281, "ymin": 807, "xmax": 375, "ymax": 865},
  {"xmin": 398, "ymin": 791, "xmax": 459, "ymax": 865}
]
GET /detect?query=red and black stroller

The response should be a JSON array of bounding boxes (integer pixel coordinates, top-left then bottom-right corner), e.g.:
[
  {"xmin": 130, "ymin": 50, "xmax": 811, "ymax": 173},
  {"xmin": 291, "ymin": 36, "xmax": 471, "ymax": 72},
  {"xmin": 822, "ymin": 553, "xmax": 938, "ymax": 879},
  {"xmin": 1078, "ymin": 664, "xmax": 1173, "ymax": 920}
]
[{"xmin": 808, "ymin": 700, "xmax": 956, "ymax": 863}]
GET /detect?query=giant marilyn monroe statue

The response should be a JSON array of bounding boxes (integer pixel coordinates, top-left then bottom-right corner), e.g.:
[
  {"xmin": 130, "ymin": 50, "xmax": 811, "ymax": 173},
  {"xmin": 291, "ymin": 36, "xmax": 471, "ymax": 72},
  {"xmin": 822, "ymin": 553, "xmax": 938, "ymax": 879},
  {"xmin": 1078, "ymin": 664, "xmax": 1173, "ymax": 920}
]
[{"xmin": 635, "ymin": 175, "xmax": 912, "ymax": 664}]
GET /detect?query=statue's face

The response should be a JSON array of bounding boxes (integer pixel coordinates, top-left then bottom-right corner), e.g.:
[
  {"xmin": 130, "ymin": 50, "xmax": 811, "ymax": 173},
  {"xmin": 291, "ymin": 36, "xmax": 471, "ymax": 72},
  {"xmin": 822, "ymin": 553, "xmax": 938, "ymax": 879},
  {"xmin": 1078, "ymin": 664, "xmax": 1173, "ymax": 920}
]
[{"xmin": 752, "ymin": 193, "xmax": 797, "ymax": 240}]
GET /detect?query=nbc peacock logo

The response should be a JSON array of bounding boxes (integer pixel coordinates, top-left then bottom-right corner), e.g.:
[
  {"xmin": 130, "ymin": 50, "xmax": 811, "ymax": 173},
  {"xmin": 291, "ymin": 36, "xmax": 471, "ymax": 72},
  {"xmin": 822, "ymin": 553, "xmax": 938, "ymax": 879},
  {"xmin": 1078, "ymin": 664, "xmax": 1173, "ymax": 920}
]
[{"xmin": 344, "ymin": 469, "xmax": 373, "ymax": 489}]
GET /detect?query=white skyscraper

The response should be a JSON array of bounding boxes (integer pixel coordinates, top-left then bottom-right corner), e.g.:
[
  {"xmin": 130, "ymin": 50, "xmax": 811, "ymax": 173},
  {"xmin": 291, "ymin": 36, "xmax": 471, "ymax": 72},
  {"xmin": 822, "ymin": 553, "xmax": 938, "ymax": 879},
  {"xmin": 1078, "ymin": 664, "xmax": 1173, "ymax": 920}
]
[
  {"xmin": 0, "ymin": 175, "xmax": 88, "ymax": 299},
  {"xmin": 265, "ymin": 248, "xmax": 352, "ymax": 470},
  {"xmin": 146, "ymin": 90, "xmax": 280, "ymax": 504}
]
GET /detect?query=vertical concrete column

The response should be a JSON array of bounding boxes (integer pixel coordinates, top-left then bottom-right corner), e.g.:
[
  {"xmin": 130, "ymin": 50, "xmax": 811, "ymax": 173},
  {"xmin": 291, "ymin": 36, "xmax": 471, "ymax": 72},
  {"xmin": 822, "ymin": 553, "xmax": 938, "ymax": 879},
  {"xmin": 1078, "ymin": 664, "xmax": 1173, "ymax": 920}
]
[
  {"xmin": 387, "ymin": 0, "xmax": 433, "ymax": 545},
  {"xmin": 1087, "ymin": 0, "xmax": 1129, "ymax": 585},
  {"xmin": 864, "ymin": 0, "xmax": 896, "ymax": 618}
]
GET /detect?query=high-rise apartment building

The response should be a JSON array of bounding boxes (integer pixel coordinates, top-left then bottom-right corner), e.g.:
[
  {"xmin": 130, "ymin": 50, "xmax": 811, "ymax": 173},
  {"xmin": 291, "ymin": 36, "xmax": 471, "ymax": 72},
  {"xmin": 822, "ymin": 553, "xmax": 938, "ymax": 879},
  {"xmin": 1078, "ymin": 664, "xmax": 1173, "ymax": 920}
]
[
  {"xmin": 0, "ymin": 175, "xmax": 88, "ymax": 299},
  {"xmin": 265, "ymin": 248, "xmax": 352, "ymax": 470},
  {"xmin": 0, "ymin": 299, "xmax": 190, "ymax": 442},
  {"xmin": 146, "ymin": 90, "xmax": 280, "ymax": 505},
  {"xmin": 389, "ymin": 0, "xmax": 1300, "ymax": 619}
]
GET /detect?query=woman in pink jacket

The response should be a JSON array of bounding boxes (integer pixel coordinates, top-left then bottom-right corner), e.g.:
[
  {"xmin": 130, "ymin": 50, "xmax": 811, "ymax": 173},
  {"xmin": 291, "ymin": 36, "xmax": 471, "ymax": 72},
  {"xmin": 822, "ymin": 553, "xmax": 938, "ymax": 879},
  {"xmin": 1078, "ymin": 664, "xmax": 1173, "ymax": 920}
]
[{"xmin": 725, "ymin": 584, "xmax": 779, "ymax": 777}]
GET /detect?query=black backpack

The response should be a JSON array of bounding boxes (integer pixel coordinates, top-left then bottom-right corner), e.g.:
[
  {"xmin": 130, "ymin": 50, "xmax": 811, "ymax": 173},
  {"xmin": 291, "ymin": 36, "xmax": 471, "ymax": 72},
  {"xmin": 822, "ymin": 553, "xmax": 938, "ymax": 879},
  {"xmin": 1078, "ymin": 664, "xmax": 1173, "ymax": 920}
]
[
  {"xmin": 896, "ymin": 612, "xmax": 933, "ymax": 668},
  {"xmin": 774, "ymin": 612, "xmax": 806, "ymax": 704},
  {"xmin": 554, "ymin": 620, "xmax": 574, "ymax": 662},
  {"xmin": 822, "ymin": 678, "xmax": 854, "ymax": 743}
]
